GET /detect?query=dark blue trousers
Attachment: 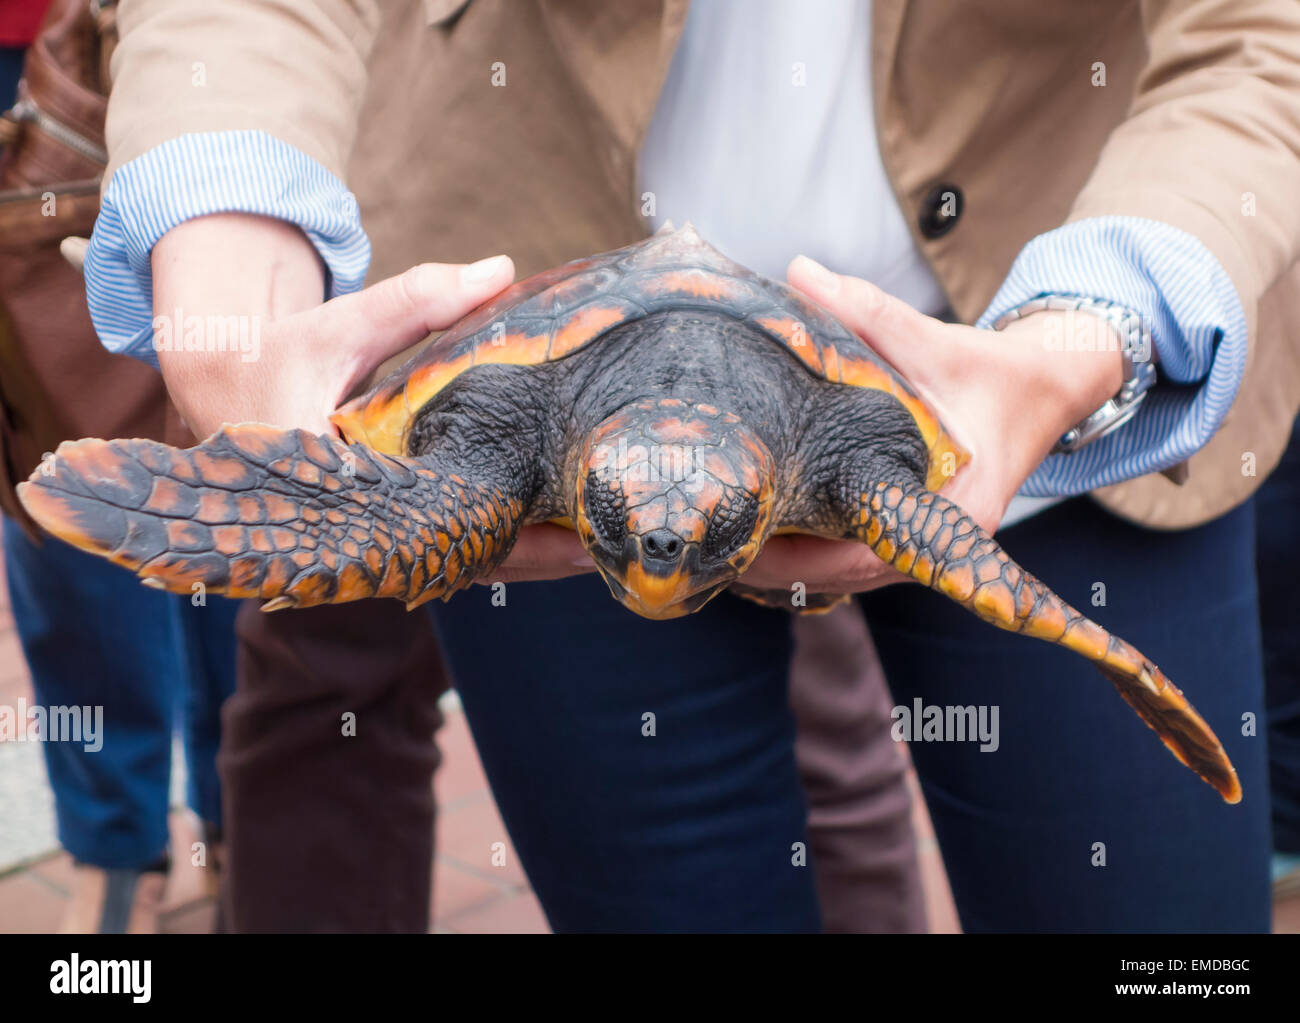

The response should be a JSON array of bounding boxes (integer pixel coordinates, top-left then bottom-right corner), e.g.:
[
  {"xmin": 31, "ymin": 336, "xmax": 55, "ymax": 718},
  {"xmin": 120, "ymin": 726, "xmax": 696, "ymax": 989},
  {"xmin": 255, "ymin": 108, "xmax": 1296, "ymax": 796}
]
[
  {"xmin": 431, "ymin": 495, "xmax": 1270, "ymax": 932},
  {"xmin": 4, "ymin": 518, "xmax": 238, "ymax": 869},
  {"xmin": 1257, "ymin": 422, "xmax": 1300, "ymax": 854},
  {"xmin": 862, "ymin": 495, "xmax": 1270, "ymax": 932}
]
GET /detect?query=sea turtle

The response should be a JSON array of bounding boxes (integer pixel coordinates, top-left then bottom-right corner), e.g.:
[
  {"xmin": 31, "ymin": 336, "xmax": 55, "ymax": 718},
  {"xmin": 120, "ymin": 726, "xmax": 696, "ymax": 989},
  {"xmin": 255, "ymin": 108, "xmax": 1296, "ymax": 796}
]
[{"xmin": 18, "ymin": 225, "xmax": 1240, "ymax": 802}]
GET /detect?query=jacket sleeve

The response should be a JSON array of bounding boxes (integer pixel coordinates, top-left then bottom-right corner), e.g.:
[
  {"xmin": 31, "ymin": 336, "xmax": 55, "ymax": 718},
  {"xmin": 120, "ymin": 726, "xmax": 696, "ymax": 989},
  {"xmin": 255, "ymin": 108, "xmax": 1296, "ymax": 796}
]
[
  {"xmin": 1067, "ymin": 0, "xmax": 1300, "ymax": 347},
  {"xmin": 106, "ymin": 0, "xmax": 379, "ymax": 183}
]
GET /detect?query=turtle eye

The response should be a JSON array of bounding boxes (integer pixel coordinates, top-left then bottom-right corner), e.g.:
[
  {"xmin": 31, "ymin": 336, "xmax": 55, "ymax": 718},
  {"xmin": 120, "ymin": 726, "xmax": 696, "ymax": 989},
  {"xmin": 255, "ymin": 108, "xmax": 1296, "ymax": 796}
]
[
  {"xmin": 702, "ymin": 494, "xmax": 759, "ymax": 563},
  {"xmin": 584, "ymin": 471, "xmax": 627, "ymax": 549}
]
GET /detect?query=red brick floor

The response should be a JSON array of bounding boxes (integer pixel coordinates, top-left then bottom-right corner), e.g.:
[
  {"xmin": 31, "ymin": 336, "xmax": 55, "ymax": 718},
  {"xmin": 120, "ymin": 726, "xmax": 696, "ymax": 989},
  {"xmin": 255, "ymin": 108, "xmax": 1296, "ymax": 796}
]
[{"xmin": 1, "ymin": 545, "xmax": 1295, "ymax": 934}]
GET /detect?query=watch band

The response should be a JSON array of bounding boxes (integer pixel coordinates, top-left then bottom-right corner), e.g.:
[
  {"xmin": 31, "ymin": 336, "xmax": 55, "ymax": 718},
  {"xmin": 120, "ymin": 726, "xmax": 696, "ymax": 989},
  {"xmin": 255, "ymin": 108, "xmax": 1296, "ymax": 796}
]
[{"xmin": 992, "ymin": 295, "xmax": 1159, "ymax": 454}]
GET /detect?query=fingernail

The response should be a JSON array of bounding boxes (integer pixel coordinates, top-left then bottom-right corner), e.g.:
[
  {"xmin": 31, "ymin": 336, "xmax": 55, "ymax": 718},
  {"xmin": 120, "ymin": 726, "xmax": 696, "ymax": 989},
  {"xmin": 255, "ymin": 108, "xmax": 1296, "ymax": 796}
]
[
  {"xmin": 461, "ymin": 254, "xmax": 509, "ymax": 284},
  {"xmin": 794, "ymin": 255, "xmax": 841, "ymax": 295}
]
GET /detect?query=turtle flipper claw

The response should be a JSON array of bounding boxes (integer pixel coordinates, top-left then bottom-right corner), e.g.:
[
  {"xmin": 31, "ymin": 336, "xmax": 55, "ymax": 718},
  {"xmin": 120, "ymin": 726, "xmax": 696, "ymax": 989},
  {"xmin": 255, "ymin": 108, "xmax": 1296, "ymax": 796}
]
[{"xmin": 18, "ymin": 423, "xmax": 523, "ymax": 610}]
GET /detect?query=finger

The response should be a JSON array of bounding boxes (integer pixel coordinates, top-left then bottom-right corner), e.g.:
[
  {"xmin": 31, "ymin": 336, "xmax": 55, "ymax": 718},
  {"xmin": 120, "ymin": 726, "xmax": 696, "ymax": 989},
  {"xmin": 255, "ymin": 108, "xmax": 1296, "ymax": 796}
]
[
  {"xmin": 743, "ymin": 534, "xmax": 905, "ymax": 593},
  {"xmin": 321, "ymin": 255, "xmax": 516, "ymax": 367},
  {"xmin": 481, "ymin": 523, "xmax": 594, "ymax": 584},
  {"xmin": 786, "ymin": 254, "xmax": 936, "ymax": 382}
]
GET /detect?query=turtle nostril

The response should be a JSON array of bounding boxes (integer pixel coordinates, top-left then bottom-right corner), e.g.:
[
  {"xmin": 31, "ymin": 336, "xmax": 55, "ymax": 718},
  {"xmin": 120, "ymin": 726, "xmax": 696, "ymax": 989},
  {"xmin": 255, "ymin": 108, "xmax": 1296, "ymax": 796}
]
[{"xmin": 642, "ymin": 528, "xmax": 684, "ymax": 563}]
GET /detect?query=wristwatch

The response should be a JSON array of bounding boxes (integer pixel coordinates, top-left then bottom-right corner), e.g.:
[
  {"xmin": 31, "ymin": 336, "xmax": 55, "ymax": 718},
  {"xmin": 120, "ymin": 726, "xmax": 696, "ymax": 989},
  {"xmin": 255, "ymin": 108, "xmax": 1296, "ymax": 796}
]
[{"xmin": 992, "ymin": 295, "xmax": 1159, "ymax": 454}]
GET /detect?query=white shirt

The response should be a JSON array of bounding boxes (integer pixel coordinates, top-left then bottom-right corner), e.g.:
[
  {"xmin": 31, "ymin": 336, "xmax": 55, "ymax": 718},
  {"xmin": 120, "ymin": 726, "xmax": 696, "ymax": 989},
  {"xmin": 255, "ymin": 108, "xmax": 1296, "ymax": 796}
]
[{"xmin": 638, "ymin": 0, "xmax": 950, "ymax": 316}]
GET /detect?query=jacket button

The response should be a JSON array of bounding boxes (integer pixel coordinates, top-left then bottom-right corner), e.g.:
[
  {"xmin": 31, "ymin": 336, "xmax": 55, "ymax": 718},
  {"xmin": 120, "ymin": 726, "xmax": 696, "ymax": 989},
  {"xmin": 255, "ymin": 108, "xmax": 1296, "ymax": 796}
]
[{"xmin": 918, "ymin": 184, "xmax": 963, "ymax": 239}]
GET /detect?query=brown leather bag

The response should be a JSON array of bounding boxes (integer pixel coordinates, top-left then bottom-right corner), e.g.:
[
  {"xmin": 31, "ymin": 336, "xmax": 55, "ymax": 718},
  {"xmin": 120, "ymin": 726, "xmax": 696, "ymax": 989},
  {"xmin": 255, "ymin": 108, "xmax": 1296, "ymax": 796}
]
[{"xmin": 0, "ymin": 0, "xmax": 191, "ymax": 536}]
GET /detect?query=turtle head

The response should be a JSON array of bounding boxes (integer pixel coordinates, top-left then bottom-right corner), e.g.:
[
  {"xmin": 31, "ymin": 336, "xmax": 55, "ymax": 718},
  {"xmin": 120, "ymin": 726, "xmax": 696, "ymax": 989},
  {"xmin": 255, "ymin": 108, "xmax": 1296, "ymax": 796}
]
[{"xmin": 575, "ymin": 399, "xmax": 776, "ymax": 619}]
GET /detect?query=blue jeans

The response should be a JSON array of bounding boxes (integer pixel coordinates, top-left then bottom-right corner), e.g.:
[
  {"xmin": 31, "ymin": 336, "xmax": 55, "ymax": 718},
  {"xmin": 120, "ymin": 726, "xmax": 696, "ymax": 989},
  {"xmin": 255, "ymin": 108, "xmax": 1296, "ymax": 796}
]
[
  {"xmin": 4, "ymin": 518, "xmax": 238, "ymax": 869},
  {"xmin": 1257, "ymin": 421, "xmax": 1300, "ymax": 854},
  {"xmin": 431, "ymin": 496, "xmax": 1269, "ymax": 932}
]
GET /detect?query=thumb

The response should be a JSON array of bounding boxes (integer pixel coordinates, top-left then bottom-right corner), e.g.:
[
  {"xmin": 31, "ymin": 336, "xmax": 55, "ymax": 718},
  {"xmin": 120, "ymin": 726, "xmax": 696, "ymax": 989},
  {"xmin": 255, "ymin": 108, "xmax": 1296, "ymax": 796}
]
[
  {"xmin": 787, "ymin": 254, "xmax": 935, "ymax": 381},
  {"xmin": 321, "ymin": 255, "xmax": 516, "ymax": 367}
]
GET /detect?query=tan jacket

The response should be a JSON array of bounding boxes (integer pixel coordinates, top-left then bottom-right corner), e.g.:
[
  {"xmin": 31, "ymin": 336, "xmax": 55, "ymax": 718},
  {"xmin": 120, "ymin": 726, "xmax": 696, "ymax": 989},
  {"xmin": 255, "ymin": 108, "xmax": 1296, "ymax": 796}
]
[{"xmin": 105, "ymin": 0, "xmax": 1300, "ymax": 529}]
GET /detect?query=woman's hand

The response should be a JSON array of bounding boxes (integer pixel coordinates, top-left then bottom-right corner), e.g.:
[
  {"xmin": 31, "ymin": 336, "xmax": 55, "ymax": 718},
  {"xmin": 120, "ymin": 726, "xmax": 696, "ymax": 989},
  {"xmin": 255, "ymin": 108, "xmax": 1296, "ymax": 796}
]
[
  {"xmin": 152, "ymin": 213, "xmax": 517, "ymax": 437},
  {"xmin": 741, "ymin": 255, "xmax": 1124, "ymax": 595},
  {"xmin": 152, "ymin": 212, "xmax": 592, "ymax": 583}
]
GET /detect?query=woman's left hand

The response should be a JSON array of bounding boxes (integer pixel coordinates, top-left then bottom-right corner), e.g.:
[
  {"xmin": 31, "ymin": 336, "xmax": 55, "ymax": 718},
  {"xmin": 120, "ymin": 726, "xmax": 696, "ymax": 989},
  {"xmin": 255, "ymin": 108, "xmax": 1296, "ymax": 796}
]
[{"xmin": 741, "ymin": 256, "xmax": 1124, "ymax": 594}]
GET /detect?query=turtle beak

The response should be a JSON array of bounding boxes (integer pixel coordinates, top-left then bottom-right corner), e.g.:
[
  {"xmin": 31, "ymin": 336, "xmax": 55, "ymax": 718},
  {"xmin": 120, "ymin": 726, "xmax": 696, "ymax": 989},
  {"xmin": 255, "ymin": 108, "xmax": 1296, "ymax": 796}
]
[{"xmin": 592, "ymin": 535, "xmax": 734, "ymax": 620}]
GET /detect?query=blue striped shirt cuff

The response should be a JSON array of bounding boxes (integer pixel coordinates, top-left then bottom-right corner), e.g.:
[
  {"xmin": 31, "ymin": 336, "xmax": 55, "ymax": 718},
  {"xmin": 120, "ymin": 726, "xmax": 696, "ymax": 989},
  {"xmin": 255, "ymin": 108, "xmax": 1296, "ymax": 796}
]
[
  {"xmin": 977, "ymin": 216, "xmax": 1247, "ymax": 497},
  {"xmin": 85, "ymin": 130, "xmax": 371, "ymax": 368}
]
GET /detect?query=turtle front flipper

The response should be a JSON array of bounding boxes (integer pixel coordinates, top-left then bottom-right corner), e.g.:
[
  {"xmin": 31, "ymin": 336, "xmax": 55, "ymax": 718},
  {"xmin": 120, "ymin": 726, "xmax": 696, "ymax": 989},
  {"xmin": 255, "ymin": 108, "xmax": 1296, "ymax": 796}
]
[
  {"xmin": 17, "ymin": 424, "xmax": 525, "ymax": 611},
  {"xmin": 850, "ymin": 480, "xmax": 1241, "ymax": 804}
]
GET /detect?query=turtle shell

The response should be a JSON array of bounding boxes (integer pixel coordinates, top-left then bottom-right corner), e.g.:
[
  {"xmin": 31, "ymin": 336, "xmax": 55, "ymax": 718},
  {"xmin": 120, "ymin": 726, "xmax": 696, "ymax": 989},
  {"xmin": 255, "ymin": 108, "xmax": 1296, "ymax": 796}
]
[{"xmin": 331, "ymin": 225, "xmax": 968, "ymax": 490}]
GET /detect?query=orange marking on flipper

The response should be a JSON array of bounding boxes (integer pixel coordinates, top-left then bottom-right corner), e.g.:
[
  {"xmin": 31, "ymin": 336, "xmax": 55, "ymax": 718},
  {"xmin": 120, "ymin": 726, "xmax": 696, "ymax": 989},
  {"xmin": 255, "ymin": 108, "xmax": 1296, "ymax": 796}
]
[
  {"xmin": 211, "ymin": 525, "xmax": 247, "ymax": 556},
  {"xmin": 936, "ymin": 561, "xmax": 976, "ymax": 603},
  {"xmin": 260, "ymin": 555, "xmax": 297, "ymax": 596},
  {"xmin": 191, "ymin": 450, "xmax": 257, "ymax": 490},
  {"xmin": 335, "ymin": 562, "xmax": 374, "ymax": 603},
  {"xmin": 144, "ymin": 477, "xmax": 195, "ymax": 516},
  {"xmin": 972, "ymin": 583, "xmax": 1016, "ymax": 626},
  {"xmin": 1021, "ymin": 602, "xmax": 1069, "ymax": 642},
  {"xmin": 226, "ymin": 556, "xmax": 266, "ymax": 598}
]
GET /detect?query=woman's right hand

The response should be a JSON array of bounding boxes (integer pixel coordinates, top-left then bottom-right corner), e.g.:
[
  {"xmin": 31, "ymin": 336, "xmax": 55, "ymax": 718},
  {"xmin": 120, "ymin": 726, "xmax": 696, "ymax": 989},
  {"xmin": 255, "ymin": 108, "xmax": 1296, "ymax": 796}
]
[{"xmin": 151, "ymin": 212, "xmax": 594, "ymax": 583}]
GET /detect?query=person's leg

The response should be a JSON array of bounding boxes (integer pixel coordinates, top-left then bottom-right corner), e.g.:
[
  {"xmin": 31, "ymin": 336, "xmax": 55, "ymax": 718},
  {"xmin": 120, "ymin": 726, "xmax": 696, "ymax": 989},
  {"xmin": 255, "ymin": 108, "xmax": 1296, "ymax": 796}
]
[
  {"xmin": 3, "ymin": 518, "xmax": 177, "ymax": 932},
  {"xmin": 1255, "ymin": 422, "xmax": 1300, "ymax": 876},
  {"xmin": 428, "ymin": 574, "xmax": 819, "ymax": 933},
  {"xmin": 170, "ymin": 592, "xmax": 240, "ymax": 836},
  {"xmin": 4, "ymin": 518, "xmax": 175, "ymax": 869},
  {"xmin": 219, "ymin": 599, "xmax": 447, "ymax": 932},
  {"xmin": 790, "ymin": 606, "xmax": 925, "ymax": 933},
  {"xmin": 861, "ymin": 497, "xmax": 1271, "ymax": 933}
]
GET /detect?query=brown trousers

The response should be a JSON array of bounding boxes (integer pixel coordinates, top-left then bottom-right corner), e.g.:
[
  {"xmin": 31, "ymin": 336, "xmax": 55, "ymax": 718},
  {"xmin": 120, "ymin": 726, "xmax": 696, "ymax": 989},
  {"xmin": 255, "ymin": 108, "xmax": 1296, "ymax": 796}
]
[{"xmin": 220, "ymin": 599, "xmax": 923, "ymax": 933}]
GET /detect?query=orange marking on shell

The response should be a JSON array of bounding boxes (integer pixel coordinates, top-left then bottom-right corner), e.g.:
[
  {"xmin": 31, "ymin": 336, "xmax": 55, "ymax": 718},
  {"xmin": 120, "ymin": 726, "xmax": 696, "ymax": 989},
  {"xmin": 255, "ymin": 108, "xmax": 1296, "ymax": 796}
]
[
  {"xmin": 756, "ymin": 316, "xmax": 823, "ymax": 374},
  {"xmin": 820, "ymin": 344, "xmax": 842, "ymax": 383},
  {"xmin": 642, "ymin": 269, "xmax": 745, "ymax": 304},
  {"xmin": 548, "ymin": 304, "xmax": 628, "ymax": 359}
]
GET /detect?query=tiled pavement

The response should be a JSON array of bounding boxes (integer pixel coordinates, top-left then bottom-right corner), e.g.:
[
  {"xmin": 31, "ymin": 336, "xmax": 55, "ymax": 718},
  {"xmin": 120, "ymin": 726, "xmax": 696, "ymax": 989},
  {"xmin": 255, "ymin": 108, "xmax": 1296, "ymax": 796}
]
[{"xmin": 1, "ymin": 547, "xmax": 1295, "ymax": 934}]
